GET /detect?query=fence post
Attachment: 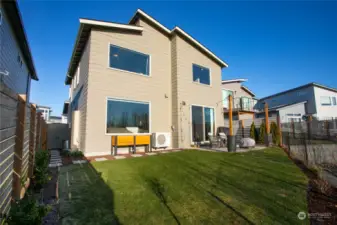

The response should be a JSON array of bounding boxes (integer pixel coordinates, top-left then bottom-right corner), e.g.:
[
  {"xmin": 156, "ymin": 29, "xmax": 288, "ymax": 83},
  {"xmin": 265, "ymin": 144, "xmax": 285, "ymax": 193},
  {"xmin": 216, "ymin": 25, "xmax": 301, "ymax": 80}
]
[
  {"xmin": 326, "ymin": 120, "xmax": 330, "ymax": 139},
  {"xmin": 264, "ymin": 103, "xmax": 272, "ymax": 146},
  {"xmin": 41, "ymin": 119, "xmax": 47, "ymax": 150},
  {"xmin": 12, "ymin": 95, "xmax": 26, "ymax": 199},
  {"xmin": 227, "ymin": 95, "xmax": 236, "ymax": 152},
  {"xmin": 35, "ymin": 112, "xmax": 41, "ymax": 151},
  {"xmin": 307, "ymin": 115, "xmax": 312, "ymax": 140},
  {"xmin": 277, "ymin": 114, "xmax": 282, "ymax": 147},
  {"xmin": 28, "ymin": 104, "xmax": 36, "ymax": 178}
]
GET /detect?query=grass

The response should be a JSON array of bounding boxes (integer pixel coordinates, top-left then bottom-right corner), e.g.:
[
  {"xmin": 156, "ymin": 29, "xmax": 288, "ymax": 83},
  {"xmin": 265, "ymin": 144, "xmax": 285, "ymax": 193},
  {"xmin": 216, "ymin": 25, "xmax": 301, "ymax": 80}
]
[{"xmin": 58, "ymin": 148, "xmax": 309, "ymax": 225}]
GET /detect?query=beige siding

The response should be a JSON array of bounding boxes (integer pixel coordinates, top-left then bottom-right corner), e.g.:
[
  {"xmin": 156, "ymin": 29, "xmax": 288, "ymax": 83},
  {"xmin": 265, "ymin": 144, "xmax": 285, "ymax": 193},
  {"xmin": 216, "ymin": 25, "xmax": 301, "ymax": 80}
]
[
  {"xmin": 173, "ymin": 34, "xmax": 224, "ymax": 147},
  {"xmin": 222, "ymin": 82, "xmax": 252, "ymax": 98},
  {"xmin": 69, "ymin": 36, "xmax": 90, "ymax": 150},
  {"xmin": 171, "ymin": 36, "xmax": 179, "ymax": 148},
  {"xmin": 85, "ymin": 19, "xmax": 172, "ymax": 155}
]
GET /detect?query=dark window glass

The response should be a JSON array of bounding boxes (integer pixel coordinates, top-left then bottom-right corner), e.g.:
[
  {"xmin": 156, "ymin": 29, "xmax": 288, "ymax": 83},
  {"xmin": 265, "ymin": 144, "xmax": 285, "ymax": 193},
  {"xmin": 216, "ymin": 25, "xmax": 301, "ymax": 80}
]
[
  {"xmin": 192, "ymin": 106, "xmax": 204, "ymax": 142},
  {"xmin": 204, "ymin": 107, "xmax": 215, "ymax": 140},
  {"xmin": 193, "ymin": 64, "xmax": 210, "ymax": 85},
  {"xmin": 332, "ymin": 97, "xmax": 337, "ymax": 106},
  {"xmin": 106, "ymin": 99, "xmax": 149, "ymax": 134},
  {"xmin": 109, "ymin": 45, "xmax": 149, "ymax": 75}
]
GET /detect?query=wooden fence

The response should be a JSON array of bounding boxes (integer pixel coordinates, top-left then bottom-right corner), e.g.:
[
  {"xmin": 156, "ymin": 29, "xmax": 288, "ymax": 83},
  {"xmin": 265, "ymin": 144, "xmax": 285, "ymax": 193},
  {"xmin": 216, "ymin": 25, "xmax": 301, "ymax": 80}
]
[{"xmin": 0, "ymin": 83, "xmax": 47, "ymax": 215}]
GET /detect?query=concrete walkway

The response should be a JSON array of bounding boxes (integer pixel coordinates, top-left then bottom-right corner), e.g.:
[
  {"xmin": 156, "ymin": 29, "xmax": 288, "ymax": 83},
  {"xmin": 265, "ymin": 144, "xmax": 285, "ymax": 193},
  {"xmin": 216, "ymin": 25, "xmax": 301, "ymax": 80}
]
[{"xmin": 48, "ymin": 150, "xmax": 62, "ymax": 168}]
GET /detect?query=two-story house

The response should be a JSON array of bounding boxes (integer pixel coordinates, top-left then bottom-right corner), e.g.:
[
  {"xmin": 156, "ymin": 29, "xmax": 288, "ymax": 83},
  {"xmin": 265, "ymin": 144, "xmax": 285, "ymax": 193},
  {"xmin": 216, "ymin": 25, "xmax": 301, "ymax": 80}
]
[
  {"xmin": 255, "ymin": 82, "xmax": 337, "ymax": 122},
  {"xmin": 65, "ymin": 9, "xmax": 228, "ymax": 156},
  {"xmin": 222, "ymin": 79, "xmax": 257, "ymax": 121}
]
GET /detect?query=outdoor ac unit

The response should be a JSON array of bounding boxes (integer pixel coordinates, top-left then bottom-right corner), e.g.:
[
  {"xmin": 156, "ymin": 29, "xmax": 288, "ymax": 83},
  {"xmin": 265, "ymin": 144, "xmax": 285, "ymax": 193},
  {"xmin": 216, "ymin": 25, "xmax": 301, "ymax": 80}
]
[{"xmin": 152, "ymin": 132, "xmax": 171, "ymax": 149}]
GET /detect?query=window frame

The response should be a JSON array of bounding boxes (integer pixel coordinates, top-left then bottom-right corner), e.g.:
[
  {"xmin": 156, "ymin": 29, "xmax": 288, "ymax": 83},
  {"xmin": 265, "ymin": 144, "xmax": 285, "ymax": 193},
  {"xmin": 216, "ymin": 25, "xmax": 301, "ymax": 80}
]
[
  {"xmin": 332, "ymin": 97, "xmax": 337, "ymax": 106},
  {"xmin": 0, "ymin": 9, "xmax": 2, "ymax": 26},
  {"xmin": 108, "ymin": 43, "xmax": 151, "ymax": 77},
  {"xmin": 192, "ymin": 63, "xmax": 211, "ymax": 86},
  {"xmin": 105, "ymin": 97, "xmax": 151, "ymax": 136},
  {"xmin": 320, "ymin": 96, "xmax": 332, "ymax": 106},
  {"xmin": 190, "ymin": 104, "xmax": 216, "ymax": 144}
]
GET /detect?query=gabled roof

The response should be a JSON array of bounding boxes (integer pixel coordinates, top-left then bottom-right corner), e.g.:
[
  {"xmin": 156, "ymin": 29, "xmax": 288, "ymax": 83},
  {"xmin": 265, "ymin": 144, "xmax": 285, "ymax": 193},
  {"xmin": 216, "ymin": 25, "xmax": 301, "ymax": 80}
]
[
  {"xmin": 65, "ymin": 18, "xmax": 143, "ymax": 84},
  {"xmin": 129, "ymin": 9, "xmax": 228, "ymax": 68},
  {"xmin": 65, "ymin": 9, "xmax": 228, "ymax": 84},
  {"xmin": 221, "ymin": 79, "xmax": 247, "ymax": 84},
  {"xmin": 1, "ymin": 0, "xmax": 38, "ymax": 80},
  {"xmin": 259, "ymin": 82, "xmax": 337, "ymax": 101}
]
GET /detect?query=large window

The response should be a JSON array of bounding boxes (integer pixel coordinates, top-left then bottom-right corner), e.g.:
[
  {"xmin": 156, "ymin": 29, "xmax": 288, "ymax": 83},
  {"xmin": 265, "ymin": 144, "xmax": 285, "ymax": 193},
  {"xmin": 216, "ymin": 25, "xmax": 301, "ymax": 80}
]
[
  {"xmin": 222, "ymin": 90, "xmax": 233, "ymax": 108},
  {"xmin": 106, "ymin": 98, "xmax": 150, "ymax": 134},
  {"xmin": 192, "ymin": 105, "xmax": 215, "ymax": 142},
  {"xmin": 193, "ymin": 64, "xmax": 210, "ymax": 85},
  {"xmin": 332, "ymin": 97, "xmax": 337, "ymax": 106},
  {"xmin": 109, "ymin": 45, "xmax": 150, "ymax": 76},
  {"xmin": 320, "ymin": 96, "xmax": 331, "ymax": 106}
]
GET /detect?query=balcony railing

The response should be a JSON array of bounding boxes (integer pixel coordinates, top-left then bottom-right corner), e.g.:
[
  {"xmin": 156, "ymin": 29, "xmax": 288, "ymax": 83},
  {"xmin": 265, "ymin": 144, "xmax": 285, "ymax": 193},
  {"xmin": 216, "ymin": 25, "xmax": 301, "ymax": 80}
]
[{"xmin": 223, "ymin": 97, "xmax": 257, "ymax": 112}]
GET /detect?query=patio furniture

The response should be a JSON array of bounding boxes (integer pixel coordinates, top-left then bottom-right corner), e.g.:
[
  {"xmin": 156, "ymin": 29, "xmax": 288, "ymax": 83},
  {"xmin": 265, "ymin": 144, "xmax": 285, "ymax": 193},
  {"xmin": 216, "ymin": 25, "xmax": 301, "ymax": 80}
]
[
  {"xmin": 111, "ymin": 135, "xmax": 152, "ymax": 155},
  {"xmin": 219, "ymin": 132, "xmax": 227, "ymax": 147},
  {"xmin": 208, "ymin": 133, "xmax": 221, "ymax": 148}
]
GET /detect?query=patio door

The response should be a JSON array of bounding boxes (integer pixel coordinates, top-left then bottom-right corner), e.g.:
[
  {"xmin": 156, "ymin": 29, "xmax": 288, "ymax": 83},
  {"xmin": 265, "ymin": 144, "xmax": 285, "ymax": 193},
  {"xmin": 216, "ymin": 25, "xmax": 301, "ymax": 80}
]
[{"xmin": 191, "ymin": 105, "xmax": 215, "ymax": 142}]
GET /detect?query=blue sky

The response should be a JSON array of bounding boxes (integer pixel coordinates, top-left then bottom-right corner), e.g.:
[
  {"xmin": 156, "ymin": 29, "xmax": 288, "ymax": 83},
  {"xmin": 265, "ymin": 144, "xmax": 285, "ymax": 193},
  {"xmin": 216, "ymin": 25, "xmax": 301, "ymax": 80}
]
[{"xmin": 18, "ymin": 1, "xmax": 337, "ymax": 116}]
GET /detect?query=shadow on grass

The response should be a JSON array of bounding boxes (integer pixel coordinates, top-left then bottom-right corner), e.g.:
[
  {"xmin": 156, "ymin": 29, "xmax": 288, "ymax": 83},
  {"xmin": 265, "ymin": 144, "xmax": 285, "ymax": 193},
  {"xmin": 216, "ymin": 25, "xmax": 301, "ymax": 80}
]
[
  {"xmin": 144, "ymin": 177, "xmax": 181, "ymax": 225},
  {"xmin": 58, "ymin": 163, "xmax": 120, "ymax": 225}
]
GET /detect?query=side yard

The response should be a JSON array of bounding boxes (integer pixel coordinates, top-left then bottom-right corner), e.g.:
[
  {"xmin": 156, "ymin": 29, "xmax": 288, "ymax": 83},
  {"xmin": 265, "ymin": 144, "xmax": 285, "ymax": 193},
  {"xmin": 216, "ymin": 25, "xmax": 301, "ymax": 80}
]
[{"xmin": 58, "ymin": 148, "xmax": 308, "ymax": 224}]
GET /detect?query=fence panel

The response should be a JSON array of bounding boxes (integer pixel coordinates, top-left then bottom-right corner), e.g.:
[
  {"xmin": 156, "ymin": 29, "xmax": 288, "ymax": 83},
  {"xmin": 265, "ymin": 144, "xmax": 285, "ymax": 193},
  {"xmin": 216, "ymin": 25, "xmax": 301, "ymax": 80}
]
[{"xmin": 0, "ymin": 83, "xmax": 17, "ymax": 214}]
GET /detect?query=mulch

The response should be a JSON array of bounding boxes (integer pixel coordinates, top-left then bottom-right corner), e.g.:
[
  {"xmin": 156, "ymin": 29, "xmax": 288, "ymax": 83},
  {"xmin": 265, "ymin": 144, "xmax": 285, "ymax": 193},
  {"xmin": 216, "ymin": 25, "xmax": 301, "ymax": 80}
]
[{"xmin": 282, "ymin": 147, "xmax": 337, "ymax": 224}]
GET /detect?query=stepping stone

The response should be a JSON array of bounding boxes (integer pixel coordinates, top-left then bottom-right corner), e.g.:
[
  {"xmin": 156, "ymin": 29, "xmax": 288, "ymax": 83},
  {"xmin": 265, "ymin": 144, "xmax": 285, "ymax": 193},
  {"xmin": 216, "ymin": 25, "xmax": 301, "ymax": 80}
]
[
  {"xmin": 146, "ymin": 153, "xmax": 157, "ymax": 156},
  {"xmin": 48, "ymin": 163, "xmax": 62, "ymax": 168},
  {"xmin": 114, "ymin": 156, "xmax": 126, "ymax": 160},
  {"xmin": 73, "ymin": 160, "xmax": 88, "ymax": 164},
  {"xmin": 171, "ymin": 150, "xmax": 181, "ymax": 152},
  {"xmin": 160, "ymin": 151, "xmax": 169, "ymax": 154},
  {"xmin": 131, "ymin": 154, "xmax": 143, "ymax": 157},
  {"xmin": 95, "ymin": 157, "xmax": 107, "ymax": 161}
]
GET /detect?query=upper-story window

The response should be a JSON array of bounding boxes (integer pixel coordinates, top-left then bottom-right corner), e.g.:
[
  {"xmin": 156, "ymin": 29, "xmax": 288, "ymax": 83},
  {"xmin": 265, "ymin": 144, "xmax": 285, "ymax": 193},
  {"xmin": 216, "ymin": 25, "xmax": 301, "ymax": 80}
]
[
  {"xmin": 76, "ymin": 64, "xmax": 80, "ymax": 85},
  {"xmin": 332, "ymin": 97, "xmax": 337, "ymax": 105},
  {"xmin": 193, "ymin": 64, "xmax": 210, "ymax": 85},
  {"xmin": 109, "ymin": 44, "xmax": 150, "ymax": 76},
  {"xmin": 320, "ymin": 96, "xmax": 331, "ymax": 106}
]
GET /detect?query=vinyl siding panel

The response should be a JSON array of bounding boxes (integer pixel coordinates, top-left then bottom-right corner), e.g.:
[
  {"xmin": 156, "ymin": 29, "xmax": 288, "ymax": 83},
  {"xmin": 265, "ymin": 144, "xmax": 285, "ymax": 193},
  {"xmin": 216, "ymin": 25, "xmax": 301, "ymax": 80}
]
[
  {"xmin": 173, "ymin": 34, "xmax": 224, "ymax": 147},
  {"xmin": 222, "ymin": 82, "xmax": 253, "ymax": 98},
  {"xmin": 85, "ymin": 19, "xmax": 172, "ymax": 155},
  {"xmin": 0, "ymin": 7, "xmax": 30, "ymax": 100},
  {"xmin": 69, "ymin": 36, "xmax": 90, "ymax": 150}
]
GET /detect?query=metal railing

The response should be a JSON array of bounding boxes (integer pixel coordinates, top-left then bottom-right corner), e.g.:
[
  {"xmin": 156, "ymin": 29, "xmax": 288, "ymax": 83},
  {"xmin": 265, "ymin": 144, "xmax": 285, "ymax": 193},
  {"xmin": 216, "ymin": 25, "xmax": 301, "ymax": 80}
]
[{"xmin": 223, "ymin": 97, "xmax": 257, "ymax": 112}]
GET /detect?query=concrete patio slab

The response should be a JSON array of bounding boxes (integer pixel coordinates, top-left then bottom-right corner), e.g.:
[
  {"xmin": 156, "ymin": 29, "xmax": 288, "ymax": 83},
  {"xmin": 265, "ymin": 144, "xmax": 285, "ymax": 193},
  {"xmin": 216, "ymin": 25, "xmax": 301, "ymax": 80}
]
[
  {"xmin": 114, "ymin": 156, "xmax": 126, "ymax": 159},
  {"xmin": 73, "ymin": 160, "xmax": 88, "ymax": 164},
  {"xmin": 95, "ymin": 157, "xmax": 107, "ymax": 161},
  {"xmin": 131, "ymin": 154, "xmax": 143, "ymax": 157},
  {"xmin": 146, "ymin": 153, "xmax": 157, "ymax": 156}
]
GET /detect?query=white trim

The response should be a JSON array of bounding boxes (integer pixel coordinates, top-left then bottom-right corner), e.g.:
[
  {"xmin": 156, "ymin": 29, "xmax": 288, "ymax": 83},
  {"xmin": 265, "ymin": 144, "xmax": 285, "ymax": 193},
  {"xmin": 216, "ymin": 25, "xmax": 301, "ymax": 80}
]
[
  {"xmin": 173, "ymin": 27, "xmax": 228, "ymax": 68},
  {"xmin": 129, "ymin": 9, "xmax": 171, "ymax": 34},
  {"xmin": 241, "ymin": 85, "xmax": 255, "ymax": 97},
  {"xmin": 274, "ymin": 101, "xmax": 307, "ymax": 111},
  {"xmin": 221, "ymin": 79, "xmax": 247, "ymax": 84},
  {"xmin": 79, "ymin": 18, "xmax": 144, "ymax": 31},
  {"xmin": 107, "ymin": 43, "xmax": 151, "ymax": 77},
  {"xmin": 105, "ymin": 97, "xmax": 151, "ymax": 136},
  {"xmin": 192, "ymin": 63, "xmax": 212, "ymax": 87},
  {"xmin": 190, "ymin": 104, "xmax": 216, "ymax": 144}
]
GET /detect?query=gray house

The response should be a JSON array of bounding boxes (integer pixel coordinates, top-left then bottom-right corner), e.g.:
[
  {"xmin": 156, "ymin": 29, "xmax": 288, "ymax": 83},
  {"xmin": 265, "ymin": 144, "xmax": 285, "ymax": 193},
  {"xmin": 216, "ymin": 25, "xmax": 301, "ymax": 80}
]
[{"xmin": 255, "ymin": 83, "xmax": 337, "ymax": 122}]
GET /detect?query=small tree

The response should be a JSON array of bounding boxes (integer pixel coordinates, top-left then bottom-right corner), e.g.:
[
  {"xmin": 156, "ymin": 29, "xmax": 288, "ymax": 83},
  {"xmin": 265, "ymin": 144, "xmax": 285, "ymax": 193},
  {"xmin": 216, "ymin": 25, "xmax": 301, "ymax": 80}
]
[
  {"xmin": 250, "ymin": 122, "xmax": 256, "ymax": 140},
  {"xmin": 270, "ymin": 121, "xmax": 280, "ymax": 145},
  {"xmin": 259, "ymin": 121, "xmax": 266, "ymax": 143}
]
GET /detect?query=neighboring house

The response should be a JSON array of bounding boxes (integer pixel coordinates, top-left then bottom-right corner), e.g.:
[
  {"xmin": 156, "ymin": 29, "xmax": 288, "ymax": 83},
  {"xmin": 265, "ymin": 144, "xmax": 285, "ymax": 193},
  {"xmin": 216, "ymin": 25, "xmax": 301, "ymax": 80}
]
[
  {"xmin": 222, "ymin": 79, "xmax": 257, "ymax": 121},
  {"xmin": 0, "ymin": 0, "xmax": 38, "ymax": 214},
  {"xmin": 62, "ymin": 101, "xmax": 69, "ymax": 124},
  {"xmin": 36, "ymin": 105, "xmax": 52, "ymax": 122},
  {"xmin": 0, "ymin": 0, "xmax": 38, "ymax": 100},
  {"xmin": 255, "ymin": 83, "xmax": 337, "ymax": 122},
  {"xmin": 65, "ymin": 9, "xmax": 228, "ymax": 156},
  {"xmin": 48, "ymin": 116, "xmax": 62, "ymax": 124}
]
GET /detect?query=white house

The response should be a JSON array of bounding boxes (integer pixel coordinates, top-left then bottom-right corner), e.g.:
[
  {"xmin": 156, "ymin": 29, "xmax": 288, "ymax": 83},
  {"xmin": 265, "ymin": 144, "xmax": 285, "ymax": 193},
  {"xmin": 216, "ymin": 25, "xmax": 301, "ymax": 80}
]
[{"xmin": 255, "ymin": 83, "xmax": 337, "ymax": 122}]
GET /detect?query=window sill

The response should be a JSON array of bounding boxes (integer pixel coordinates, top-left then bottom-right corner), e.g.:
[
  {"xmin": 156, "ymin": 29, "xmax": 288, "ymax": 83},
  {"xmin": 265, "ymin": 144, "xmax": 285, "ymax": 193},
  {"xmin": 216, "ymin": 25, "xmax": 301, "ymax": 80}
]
[
  {"xmin": 192, "ymin": 81, "xmax": 211, "ymax": 87},
  {"xmin": 107, "ymin": 67, "xmax": 151, "ymax": 78},
  {"xmin": 105, "ymin": 133, "xmax": 152, "ymax": 136}
]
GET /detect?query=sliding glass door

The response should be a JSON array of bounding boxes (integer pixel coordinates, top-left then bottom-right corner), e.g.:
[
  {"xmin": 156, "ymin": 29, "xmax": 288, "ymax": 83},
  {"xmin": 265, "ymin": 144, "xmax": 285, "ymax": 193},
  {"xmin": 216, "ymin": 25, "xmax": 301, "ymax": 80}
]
[{"xmin": 192, "ymin": 105, "xmax": 215, "ymax": 142}]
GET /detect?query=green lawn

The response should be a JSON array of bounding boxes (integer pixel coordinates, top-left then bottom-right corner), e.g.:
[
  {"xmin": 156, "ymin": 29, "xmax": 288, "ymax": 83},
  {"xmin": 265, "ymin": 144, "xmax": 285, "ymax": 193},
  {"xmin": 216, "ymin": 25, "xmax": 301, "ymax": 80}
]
[{"xmin": 58, "ymin": 148, "xmax": 309, "ymax": 225}]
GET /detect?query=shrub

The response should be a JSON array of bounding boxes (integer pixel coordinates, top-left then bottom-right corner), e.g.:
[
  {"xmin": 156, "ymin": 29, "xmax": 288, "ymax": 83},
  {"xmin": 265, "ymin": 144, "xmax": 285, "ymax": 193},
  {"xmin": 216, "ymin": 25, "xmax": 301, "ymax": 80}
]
[
  {"xmin": 270, "ymin": 122, "xmax": 280, "ymax": 145},
  {"xmin": 70, "ymin": 150, "xmax": 84, "ymax": 158},
  {"xmin": 7, "ymin": 194, "xmax": 50, "ymax": 225},
  {"xmin": 259, "ymin": 121, "xmax": 266, "ymax": 143},
  {"xmin": 250, "ymin": 122, "xmax": 256, "ymax": 140},
  {"xmin": 34, "ymin": 150, "xmax": 50, "ymax": 189}
]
